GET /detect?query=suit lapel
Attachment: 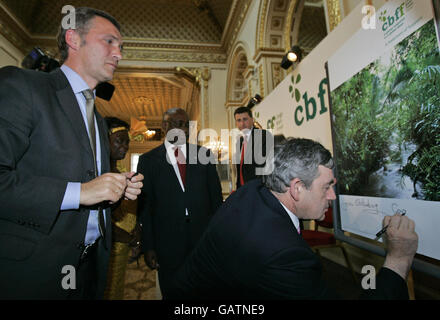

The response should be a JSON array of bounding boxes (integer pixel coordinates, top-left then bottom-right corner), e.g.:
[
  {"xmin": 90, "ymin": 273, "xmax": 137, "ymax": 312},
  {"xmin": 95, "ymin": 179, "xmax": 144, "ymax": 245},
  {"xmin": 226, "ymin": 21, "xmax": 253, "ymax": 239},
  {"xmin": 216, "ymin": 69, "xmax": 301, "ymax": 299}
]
[
  {"xmin": 52, "ymin": 68, "xmax": 94, "ymax": 156},
  {"xmin": 157, "ymin": 144, "xmax": 185, "ymax": 192},
  {"xmin": 96, "ymin": 113, "xmax": 110, "ymax": 174},
  {"xmin": 185, "ymin": 144, "xmax": 199, "ymax": 191}
]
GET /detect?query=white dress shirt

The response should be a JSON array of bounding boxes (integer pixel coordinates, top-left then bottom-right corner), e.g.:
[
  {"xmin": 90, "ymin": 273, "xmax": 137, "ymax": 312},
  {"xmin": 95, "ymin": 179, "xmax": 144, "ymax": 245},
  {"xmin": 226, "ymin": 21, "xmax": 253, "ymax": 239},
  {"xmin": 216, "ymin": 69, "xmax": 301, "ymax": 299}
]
[
  {"xmin": 59, "ymin": 64, "xmax": 104, "ymax": 244},
  {"xmin": 164, "ymin": 140, "xmax": 189, "ymax": 216},
  {"xmin": 279, "ymin": 202, "xmax": 301, "ymax": 234}
]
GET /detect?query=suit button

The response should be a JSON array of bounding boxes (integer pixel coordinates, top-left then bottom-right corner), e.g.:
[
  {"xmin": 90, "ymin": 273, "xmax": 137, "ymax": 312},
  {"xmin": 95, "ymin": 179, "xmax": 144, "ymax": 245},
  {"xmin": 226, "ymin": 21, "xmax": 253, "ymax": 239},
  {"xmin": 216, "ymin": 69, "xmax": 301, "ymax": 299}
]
[{"xmin": 87, "ymin": 170, "xmax": 95, "ymax": 177}]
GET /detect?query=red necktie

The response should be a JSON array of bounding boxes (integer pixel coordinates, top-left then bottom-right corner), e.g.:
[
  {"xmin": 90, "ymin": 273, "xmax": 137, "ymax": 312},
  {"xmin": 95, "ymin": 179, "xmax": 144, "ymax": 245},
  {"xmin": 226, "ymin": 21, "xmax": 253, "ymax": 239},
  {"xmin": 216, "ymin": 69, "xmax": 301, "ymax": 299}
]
[
  {"xmin": 239, "ymin": 137, "xmax": 247, "ymax": 186},
  {"xmin": 174, "ymin": 147, "xmax": 186, "ymax": 186}
]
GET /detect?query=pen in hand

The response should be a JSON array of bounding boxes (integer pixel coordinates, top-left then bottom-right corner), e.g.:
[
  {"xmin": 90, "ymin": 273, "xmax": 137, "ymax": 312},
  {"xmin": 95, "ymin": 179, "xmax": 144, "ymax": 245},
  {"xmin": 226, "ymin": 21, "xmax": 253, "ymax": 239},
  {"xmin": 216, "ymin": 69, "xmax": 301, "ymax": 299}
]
[
  {"xmin": 375, "ymin": 209, "xmax": 406, "ymax": 239},
  {"xmin": 129, "ymin": 172, "xmax": 139, "ymax": 182}
]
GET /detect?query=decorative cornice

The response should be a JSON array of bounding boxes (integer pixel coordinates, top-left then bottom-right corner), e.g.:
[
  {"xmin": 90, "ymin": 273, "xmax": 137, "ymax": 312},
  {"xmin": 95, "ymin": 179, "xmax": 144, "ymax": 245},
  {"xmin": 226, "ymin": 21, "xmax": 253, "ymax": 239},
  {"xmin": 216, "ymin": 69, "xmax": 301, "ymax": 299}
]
[
  {"xmin": 0, "ymin": 7, "xmax": 30, "ymax": 54},
  {"xmin": 259, "ymin": 64, "xmax": 264, "ymax": 98},
  {"xmin": 124, "ymin": 41, "xmax": 223, "ymax": 52},
  {"xmin": 253, "ymin": 47, "xmax": 285, "ymax": 63},
  {"xmin": 223, "ymin": 0, "xmax": 252, "ymax": 55},
  {"xmin": 122, "ymin": 48, "xmax": 227, "ymax": 64},
  {"xmin": 284, "ymin": 0, "xmax": 300, "ymax": 51},
  {"xmin": 325, "ymin": 0, "xmax": 342, "ymax": 31},
  {"xmin": 0, "ymin": 4, "xmax": 229, "ymax": 64},
  {"xmin": 256, "ymin": 0, "xmax": 269, "ymax": 50}
]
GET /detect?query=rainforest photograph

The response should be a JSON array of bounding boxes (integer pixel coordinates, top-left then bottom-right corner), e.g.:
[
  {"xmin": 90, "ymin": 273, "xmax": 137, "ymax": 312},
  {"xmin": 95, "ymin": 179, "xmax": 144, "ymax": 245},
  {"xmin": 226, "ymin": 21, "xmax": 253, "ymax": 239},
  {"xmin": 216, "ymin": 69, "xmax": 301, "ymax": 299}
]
[{"xmin": 331, "ymin": 20, "xmax": 440, "ymax": 201}]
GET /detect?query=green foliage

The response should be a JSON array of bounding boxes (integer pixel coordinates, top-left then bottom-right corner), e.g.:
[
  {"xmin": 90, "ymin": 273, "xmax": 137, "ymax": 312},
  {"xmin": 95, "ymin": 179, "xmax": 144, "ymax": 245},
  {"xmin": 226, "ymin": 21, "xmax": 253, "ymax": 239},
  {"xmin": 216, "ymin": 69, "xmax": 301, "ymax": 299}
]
[{"xmin": 332, "ymin": 21, "xmax": 440, "ymax": 200}]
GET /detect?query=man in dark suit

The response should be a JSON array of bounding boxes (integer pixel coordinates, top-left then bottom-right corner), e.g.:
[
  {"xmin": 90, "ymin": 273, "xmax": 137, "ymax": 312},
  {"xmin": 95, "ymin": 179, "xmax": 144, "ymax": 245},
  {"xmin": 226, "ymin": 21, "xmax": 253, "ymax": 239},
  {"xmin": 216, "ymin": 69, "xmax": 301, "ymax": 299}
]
[
  {"xmin": 169, "ymin": 138, "xmax": 418, "ymax": 299},
  {"xmin": 137, "ymin": 108, "xmax": 223, "ymax": 299},
  {"xmin": 233, "ymin": 106, "xmax": 273, "ymax": 189},
  {"xmin": 0, "ymin": 7, "xmax": 143, "ymax": 299}
]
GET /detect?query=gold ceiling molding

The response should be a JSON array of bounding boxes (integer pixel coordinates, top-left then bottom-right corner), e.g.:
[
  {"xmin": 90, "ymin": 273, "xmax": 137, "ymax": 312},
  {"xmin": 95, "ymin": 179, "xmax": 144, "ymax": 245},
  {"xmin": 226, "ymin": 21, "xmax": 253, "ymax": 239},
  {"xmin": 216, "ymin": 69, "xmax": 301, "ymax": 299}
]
[
  {"xmin": 0, "ymin": 7, "xmax": 29, "ymax": 54},
  {"xmin": 124, "ymin": 41, "xmax": 223, "ymax": 52},
  {"xmin": 122, "ymin": 48, "xmax": 227, "ymax": 64},
  {"xmin": 256, "ymin": 0, "xmax": 269, "ymax": 51},
  {"xmin": 0, "ymin": 0, "xmax": 235, "ymax": 59},
  {"xmin": 1, "ymin": 0, "xmax": 225, "ymax": 43},
  {"xmin": 223, "ymin": 0, "xmax": 252, "ymax": 56},
  {"xmin": 325, "ymin": 0, "xmax": 342, "ymax": 31},
  {"xmin": 259, "ymin": 64, "xmax": 264, "ymax": 98},
  {"xmin": 284, "ymin": 0, "xmax": 300, "ymax": 51}
]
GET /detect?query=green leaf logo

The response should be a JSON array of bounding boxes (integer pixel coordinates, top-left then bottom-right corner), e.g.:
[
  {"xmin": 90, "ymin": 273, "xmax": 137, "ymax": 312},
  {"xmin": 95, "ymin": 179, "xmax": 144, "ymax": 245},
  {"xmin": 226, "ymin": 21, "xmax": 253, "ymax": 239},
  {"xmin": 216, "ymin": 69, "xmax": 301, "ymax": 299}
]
[
  {"xmin": 289, "ymin": 73, "xmax": 302, "ymax": 102},
  {"xmin": 379, "ymin": 10, "xmax": 387, "ymax": 23}
]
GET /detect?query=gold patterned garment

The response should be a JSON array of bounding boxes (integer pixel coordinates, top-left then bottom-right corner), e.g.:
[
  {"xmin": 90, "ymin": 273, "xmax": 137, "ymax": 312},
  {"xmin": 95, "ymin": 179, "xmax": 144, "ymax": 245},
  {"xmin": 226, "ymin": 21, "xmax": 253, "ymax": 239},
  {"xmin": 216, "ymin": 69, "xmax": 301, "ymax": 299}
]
[{"xmin": 104, "ymin": 162, "xmax": 139, "ymax": 299}]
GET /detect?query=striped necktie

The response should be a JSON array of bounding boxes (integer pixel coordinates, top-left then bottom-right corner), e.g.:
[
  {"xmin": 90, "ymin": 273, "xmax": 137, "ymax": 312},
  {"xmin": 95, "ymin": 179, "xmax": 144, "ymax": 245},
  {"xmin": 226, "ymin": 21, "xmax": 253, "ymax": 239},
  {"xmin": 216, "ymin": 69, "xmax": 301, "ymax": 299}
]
[{"xmin": 82, "ymin": 89, "xmax": 106, "ymax": 241}]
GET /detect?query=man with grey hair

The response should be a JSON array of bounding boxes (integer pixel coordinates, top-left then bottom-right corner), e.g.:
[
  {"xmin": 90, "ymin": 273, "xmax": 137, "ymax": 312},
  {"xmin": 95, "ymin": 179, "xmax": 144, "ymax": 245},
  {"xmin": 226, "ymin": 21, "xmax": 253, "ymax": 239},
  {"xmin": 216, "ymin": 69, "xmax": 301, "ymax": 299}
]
[
  {"xmin": 0, "ymin": 7, "xmax": 143, "ymax": 299},
  {"xmin": 137, "ymin": 107, "xmax": 223, "ymax": 299},
  {"xmin": 168, "ymin": 137, "xmax": 418, "ymax": 299}
]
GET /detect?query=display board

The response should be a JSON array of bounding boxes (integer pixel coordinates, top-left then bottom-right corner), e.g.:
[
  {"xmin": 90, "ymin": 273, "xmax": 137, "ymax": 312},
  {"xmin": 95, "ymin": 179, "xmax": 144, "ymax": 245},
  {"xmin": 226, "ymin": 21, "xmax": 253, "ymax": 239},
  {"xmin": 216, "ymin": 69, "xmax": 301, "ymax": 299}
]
[{"xmin": 327, "ymin": 0, "xmax": 440, "ymax": 278}]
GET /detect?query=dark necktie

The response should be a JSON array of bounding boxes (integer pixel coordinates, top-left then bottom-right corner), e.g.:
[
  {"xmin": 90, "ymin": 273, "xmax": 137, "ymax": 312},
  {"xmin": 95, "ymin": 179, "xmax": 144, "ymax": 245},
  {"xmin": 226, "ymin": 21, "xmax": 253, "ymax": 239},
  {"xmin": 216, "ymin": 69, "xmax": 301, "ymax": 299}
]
[
  {"xmin": 174, "ymin": 146, "xmax": 186, "ymax": 186},
  {"xmin": 82, "ymin": 89, "xmax": 106, "ymax": 241}
]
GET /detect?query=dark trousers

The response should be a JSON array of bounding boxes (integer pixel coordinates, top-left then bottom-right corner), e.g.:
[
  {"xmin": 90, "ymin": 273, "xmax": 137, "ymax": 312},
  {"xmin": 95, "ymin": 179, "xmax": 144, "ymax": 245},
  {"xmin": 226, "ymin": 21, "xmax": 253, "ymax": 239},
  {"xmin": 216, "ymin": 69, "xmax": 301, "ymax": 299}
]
[{"xmin": 68, "ymin": 240, "xmax": 100, "ymax": 300}]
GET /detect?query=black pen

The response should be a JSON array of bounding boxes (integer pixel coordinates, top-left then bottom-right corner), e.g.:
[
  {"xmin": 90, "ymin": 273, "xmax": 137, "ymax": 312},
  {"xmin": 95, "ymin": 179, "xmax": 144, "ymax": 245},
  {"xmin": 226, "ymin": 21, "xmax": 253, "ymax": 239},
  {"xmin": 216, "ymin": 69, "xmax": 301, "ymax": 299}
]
[
  {"xmin": 375, "ymin": 210, "xmax": 406, "ymax": 238},
  {"xmin": 129, "ymin": 172, "xmax": 139, "ymax": 181}
]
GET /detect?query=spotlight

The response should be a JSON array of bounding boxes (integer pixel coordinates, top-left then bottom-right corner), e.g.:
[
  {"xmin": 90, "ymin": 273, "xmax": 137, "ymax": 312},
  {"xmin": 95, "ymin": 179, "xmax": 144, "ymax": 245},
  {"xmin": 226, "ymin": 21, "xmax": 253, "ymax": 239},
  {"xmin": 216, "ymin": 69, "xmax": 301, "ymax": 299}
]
[
  {"xmin": 246, "ymin": 94, "xmax": 263, "ymax": 109},
  {"xmin": 280, "ymin": 45, "xmax": 302, "ymax": 70}
]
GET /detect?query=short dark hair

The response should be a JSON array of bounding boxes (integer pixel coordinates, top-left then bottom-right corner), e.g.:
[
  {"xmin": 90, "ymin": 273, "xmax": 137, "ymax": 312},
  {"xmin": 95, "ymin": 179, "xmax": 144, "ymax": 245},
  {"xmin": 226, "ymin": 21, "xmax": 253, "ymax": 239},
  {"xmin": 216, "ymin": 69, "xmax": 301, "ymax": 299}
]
[
  {"xmin": 105, "ymin": 117, "xmax": 130, "ymax": 133},
  {"xmin": 162, "ymin": 107, "xmax": 188, "ymax": 121},
  {"xmin": 234, "ymin": 106, "xmax": 252, "ymax": 118},
  {"xmin": 57, "ymin": 7, "xmax": 121, "ymax": 64}
]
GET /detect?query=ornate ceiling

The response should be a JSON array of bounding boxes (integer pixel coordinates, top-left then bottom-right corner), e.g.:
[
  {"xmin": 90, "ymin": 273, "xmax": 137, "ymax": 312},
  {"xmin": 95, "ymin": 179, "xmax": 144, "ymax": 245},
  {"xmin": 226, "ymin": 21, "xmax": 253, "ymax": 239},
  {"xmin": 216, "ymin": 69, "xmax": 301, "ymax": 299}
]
[
  {"xmin": 0, "ymin": 0, "xmax": 235, "ymax": 129},
  {"xmin": 0, "ymin": 0, "xmax": 327, "ymax": 130}
]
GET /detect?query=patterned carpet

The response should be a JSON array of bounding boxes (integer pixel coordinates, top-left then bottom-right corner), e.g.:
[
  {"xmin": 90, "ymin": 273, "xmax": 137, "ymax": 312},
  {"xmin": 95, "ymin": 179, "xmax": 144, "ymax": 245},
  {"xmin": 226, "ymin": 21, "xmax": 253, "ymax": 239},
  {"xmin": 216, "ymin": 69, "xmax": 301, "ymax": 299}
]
[{"xmin": 123, "ymin": 258, "xmax": 161, "ymax": 300}]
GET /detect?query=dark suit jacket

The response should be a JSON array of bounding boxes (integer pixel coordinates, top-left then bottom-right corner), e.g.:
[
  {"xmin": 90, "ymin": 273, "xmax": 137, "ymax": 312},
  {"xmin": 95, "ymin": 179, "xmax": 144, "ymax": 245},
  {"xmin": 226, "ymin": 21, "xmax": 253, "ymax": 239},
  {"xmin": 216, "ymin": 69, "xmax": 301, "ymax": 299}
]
[
  {"xmin": 0, "ymin": 66, "xmax": 111, "ymax": 299},
  {"xmin": 235, "ymin": 128, "xmax": 273, "ymax": 189},
  {"xmin": 169, "ymin": 179, "xmax": 409, "ymax": 299},
  {"xmin": 137, "ymin": 143, "xmax": 223, "ymax": 294}
]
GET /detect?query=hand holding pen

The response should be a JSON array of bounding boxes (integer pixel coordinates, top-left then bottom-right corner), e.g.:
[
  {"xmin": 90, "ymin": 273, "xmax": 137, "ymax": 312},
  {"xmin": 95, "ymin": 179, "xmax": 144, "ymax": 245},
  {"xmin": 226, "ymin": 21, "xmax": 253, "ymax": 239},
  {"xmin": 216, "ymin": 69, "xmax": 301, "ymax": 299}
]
[
  {"xmin": 380, "ymin": 212, "xmax": 418, "ymax": 280},
  {"xmin": 375, "ymin": 209, "xmax": 407, "ymax": 239},
  {"xmin": 123, "ymin": 171, "xmax": 144, "ymax": 200}
]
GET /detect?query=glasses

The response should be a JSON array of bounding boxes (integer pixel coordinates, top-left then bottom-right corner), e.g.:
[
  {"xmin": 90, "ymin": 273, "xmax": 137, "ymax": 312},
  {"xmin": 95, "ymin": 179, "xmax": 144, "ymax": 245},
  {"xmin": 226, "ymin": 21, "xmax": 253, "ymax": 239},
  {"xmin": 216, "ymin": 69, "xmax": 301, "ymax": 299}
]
[{"xmin": 166, "ymin": 120, "xmax": 190, "ymax": 128}]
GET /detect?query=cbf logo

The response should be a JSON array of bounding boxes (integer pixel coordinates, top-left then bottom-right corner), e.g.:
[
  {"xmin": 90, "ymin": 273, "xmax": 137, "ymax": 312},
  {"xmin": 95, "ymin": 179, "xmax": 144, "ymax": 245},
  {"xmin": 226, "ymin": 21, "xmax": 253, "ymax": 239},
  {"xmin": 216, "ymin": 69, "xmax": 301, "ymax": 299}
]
[
  {"xmin": 362, "ymin": 0, "xmax": 414, "ymax": 31},
  {"xmin": 288, "ymin": 73, "xmax": 329, "ymax": 127},
  {"xmin": 378, "ymin": 2, "xmax": 406, "ymax": 32}
]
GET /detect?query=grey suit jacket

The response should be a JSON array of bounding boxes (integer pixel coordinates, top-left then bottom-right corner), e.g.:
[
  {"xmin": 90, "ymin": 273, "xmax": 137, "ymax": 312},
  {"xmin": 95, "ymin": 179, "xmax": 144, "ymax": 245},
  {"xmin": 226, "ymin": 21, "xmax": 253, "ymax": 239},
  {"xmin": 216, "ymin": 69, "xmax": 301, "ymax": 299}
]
[{"xmin": 0, "ymin": 66, "xmax": 111, "ymax": 299}]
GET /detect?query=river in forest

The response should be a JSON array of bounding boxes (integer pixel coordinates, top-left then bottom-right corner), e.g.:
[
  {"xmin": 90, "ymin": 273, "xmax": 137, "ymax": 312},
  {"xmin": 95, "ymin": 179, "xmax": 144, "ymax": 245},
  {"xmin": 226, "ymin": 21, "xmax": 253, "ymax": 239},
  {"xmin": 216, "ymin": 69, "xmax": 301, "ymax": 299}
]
[{"xmin": 362, "ymin": 142, "xmax": 424, "ymax": 199}]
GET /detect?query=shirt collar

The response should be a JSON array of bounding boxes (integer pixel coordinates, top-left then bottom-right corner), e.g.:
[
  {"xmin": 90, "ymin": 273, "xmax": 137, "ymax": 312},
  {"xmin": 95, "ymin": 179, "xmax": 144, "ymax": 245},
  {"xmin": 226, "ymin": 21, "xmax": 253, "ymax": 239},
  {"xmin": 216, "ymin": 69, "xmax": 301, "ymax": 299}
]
[
  {"xmin": 279, "ymin": 201, "xmax": 300, "ymax": 233},
  {"xmin": 60, "ymin": 64, "xmax": 95, "ymax": 97},
  {"xmin": 241, "ymin": 127, "xmax": 253, "ymax": 139},
  {"xmin": 164, "ymin": 140, "xmax": 187, "ymax": 157}
]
